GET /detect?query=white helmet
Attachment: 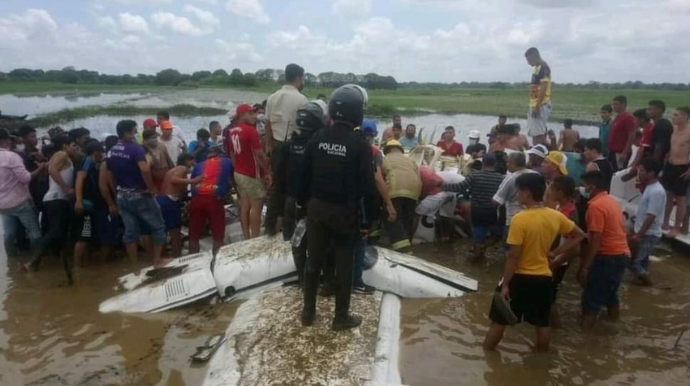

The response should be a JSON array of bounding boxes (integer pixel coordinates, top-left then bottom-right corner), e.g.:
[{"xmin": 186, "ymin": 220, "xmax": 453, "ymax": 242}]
[{"xmin": 468, "ymin": 130, "xmax": 480, "ymax": 139}]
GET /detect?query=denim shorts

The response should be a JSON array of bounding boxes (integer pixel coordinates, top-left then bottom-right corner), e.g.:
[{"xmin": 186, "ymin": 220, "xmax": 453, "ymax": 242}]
[
  {"xmin": 473, "ymin": 223, "xmax": 504, "ymax": 243},
  {"xmin": 582, "ymin": 254, "xmax": 628, "ymax": 315},
  {"xmin": 116, "ymin": 192, "xmax": 166, "ymax": 245},
  {"xmin": 156, "ymin": 195, "xmax": 182, "ymax": 231}
]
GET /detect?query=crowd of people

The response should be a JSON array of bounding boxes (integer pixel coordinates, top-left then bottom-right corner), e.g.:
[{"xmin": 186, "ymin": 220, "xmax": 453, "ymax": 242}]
[{"xmin": 1, "ymin": 51, "xmax": 690, "ymax": 339}]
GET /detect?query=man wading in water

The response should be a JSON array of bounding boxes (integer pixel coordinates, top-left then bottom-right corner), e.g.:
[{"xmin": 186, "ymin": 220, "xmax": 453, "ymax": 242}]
[{"xmin": 484, "ymin": 173, "xmax": 584, "ymax": 352}]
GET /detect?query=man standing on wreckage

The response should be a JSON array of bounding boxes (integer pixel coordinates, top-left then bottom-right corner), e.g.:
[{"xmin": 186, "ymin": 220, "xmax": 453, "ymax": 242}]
[
  {"xmin": 296, "ymin": 84, "xmax": 377, "ymax": 331},
  {"xmin": 273, "ymin": 100, "xmax": 329, "ymax": 285}
]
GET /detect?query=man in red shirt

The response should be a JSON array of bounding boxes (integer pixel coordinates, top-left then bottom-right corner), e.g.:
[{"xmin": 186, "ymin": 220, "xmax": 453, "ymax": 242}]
[
  {"xmin": 227, "ymin": 104, "xmax": 271, "ymax": 239},
  {"xmin": 608, "ymin": 95, "xmax": 636, "ymax": 170},
  {"xmin": 436, "ymin": 126, "xmax": 463, "ymax": 157}
]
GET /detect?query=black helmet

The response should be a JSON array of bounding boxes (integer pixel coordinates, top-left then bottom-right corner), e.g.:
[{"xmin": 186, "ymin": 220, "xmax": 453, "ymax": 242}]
[
  {"xmin": 328, "ymin": 84, "xmax": 368, "ymax": 127},
  {"xmin": 296, "ymin": 100, "xmax": 327, "ymax": 132}
]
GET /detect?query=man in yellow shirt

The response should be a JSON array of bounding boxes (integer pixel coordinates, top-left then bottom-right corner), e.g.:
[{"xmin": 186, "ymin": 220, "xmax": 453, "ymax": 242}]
[
  {"xmin": 484, "ymin": 173, "xmax": 585, "ymax": 352},
  {"xmin": 525, "ymin": 47, "xmax": 552, "ymax": 148}
]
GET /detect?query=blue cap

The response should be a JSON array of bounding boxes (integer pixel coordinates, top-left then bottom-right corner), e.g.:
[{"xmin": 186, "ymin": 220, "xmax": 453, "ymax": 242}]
[
  {"xmin": 483, "ymin": 152, "xmax": 497, "ymax": 166},
  {"xmin": 361, "ymin": 119, "xmax": 378, "ymax": 136}
]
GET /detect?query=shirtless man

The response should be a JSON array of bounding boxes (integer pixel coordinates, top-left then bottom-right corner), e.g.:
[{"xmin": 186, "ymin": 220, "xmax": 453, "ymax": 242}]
[
  {"xmin": 156, "ymin": 153, "xmax": 201, "ymax": 257},
  {"xmin": 661, "ymin": 107, "xmax": 690, "ymax": 237},
  {"xmin": 381, "ymin": 115, "xmax": 402, "ymax": 143},
  {"xmin": 558, "ymin": 119, "xmax": 580, "ymax": 152},
  {"xmin": 490, "ymin": 124, "xmax": 523, "ymax": 152},
  {"xmin": 515, "ymin": 124, "xmax": 530, "ymax": 150}
]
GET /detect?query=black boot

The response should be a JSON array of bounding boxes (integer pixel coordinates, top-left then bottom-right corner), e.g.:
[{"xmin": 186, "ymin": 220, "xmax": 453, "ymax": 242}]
[
  {"xmin": 301, "ymin": 308, "xmax": 315, "ymax": 326},
  {"xmin": 332, "ymin": 314, "xmax": 362, "ymax": 331}
]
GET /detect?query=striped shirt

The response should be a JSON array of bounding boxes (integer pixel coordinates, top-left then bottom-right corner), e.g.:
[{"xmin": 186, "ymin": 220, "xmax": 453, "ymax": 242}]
[{"xmin": 444, "ymin": 170, "xmax": 505, "ymax": 226}]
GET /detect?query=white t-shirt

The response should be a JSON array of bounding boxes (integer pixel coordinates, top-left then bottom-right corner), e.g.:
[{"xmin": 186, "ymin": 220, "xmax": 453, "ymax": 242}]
[
  {"xmin": 158, "ymin": 137, "xmax": 185, "ymax": 163},
  {"xmin": 634, "ymin": 181, "xmax": 666, "ymax": 237},
  {"xmin": 493, "ymin": 168, "xmax": 538, "ymax": 226},
  {"xmin": 266, "ymin": 85, "xmax": 308, "ymax": 143}
]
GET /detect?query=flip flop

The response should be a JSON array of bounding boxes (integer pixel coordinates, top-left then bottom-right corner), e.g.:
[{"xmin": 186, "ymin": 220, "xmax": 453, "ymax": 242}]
[
  {"xmin": 191, "ymin": 333, "xmax": 226, "ymax": 362},
  {"xmin": 493, "ymin": 292, "xmax": 518, "ymax": 326}
]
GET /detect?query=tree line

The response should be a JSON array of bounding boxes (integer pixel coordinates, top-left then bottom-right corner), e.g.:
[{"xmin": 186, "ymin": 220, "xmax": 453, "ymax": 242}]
[
  {"xmin": 2, "ymin": 67, "xmax": 688, "ymax": 91},
  {"xmin": 0, "ymin": 67, "xmax": 399, "ymax": 90}
]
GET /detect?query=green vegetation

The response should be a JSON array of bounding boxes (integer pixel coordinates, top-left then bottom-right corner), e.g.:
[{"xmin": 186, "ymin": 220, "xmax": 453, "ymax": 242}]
[{"xmin": 3, "ymin": 81, "xmax": 689, "ymax": 127}]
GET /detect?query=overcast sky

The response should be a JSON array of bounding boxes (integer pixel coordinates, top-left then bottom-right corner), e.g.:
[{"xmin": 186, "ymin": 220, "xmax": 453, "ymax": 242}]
[{"xmin": 1, "ymin": 0, "xmax": 689, "ymax": 83}]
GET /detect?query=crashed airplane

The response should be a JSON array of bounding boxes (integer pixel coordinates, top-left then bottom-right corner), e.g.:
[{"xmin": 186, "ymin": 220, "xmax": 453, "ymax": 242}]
[{"xmin": 100, "ymin": 236, "xmax": 478, "ymax": 385}]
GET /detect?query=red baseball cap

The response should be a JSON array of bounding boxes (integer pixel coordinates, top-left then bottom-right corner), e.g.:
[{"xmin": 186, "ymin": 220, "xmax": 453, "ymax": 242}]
[
  {"xmin": 143, "ymin": 118, "xmax": 158, "ymax": 128},
  {"xmin": 236, "ymin": 104, "xmax": 255, "ymax": 117}
]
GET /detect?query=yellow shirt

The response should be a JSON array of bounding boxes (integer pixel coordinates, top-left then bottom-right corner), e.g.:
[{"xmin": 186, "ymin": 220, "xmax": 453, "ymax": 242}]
[
  {"xmin": 507, "ymin": 206, "xmax": 574, "ymax": 276},
  {"xmin": 529, "ymin": 61, "xmax": 552, "ymax": 108},
  {"xmin": 382, "ymin": 152, "xmax": 422, "ymax": 200}
]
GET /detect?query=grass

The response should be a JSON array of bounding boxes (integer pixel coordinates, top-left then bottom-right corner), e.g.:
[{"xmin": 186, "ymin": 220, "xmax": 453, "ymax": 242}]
[{"xmin": 3, "ymin": 81, "xmax": 689, "ymax": 126}]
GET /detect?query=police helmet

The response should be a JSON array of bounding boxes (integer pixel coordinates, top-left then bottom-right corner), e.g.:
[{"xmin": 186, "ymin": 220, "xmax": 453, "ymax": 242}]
[
  {"xmin": 328, "ymin": 84, "xmax": 368, "ymax": 127},
  {"xmin": 296, "ymin": 101, "xmax": 327, "ymax": 132}
]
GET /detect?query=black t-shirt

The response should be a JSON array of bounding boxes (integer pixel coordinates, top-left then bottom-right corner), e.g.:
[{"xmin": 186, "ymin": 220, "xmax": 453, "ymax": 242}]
[
  {"xmin": 650, "ymin": 118, "xmax": 673, "ymax": 161},
  {"xmin": 81, "ymin": 157, "xmax": 105, "ymax": 209},
  {"xmin": 466, "ymin": 143, "xmax": 487, "ymax": 156}
]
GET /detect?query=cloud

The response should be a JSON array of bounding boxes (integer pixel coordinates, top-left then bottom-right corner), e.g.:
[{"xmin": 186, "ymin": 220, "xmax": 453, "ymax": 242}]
[
  {"xmin": 226, "ymin": 0, "xmax": 270, "ymax": 24},
  {"xmin": 184, "ymin": 5, "xmax": 220, "ymax": 26},
  {"xmin": 103, "ymin": 0, "xmax": 172, "ymax": 3},
  {"xmin": 119, "ymin": 13, "xmax": 149, "ymax": 34},
  {"xmin": 152, "ymin": 12, "xmax": 209, "ymax": 36},
  {"xmin": 193, "ymin": 0, "xmax": 219, "ymax": 4},
  {"xmin": 96, "ymin": 16, "xmax": 117, "ymax": 32},
  {"xmin": 332, "ymin": 0, "xmax": 373, "ymax": 16},
  {"xmin": 149, "ymin": 6, "xmax": 220, "ymax": 36},
  {"xmin": 0, "ymin": 9, "xmax": 57, "ymax": 42},
  {"xmin": 216, "ymin": 39, "xmax": 264, "ymax": 62}
]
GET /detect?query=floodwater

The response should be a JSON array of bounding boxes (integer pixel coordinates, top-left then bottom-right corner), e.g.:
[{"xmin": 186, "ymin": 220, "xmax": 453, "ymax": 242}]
[
  {"xmin": 1, "ymin": 235, "xmax": 688, "ymax": 386},
  {"xmin": 1, "ymin": 89, "xmax": 598, "ymax": 143},
  {"xmin": 0, "ymin": 89, "xmax": 271, "ymax": 119}
]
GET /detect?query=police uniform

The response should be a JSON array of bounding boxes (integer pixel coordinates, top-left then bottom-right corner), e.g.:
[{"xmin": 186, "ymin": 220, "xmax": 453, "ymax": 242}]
[{"xmin": 298, "ymin": 117, "xmax": 375, "ymax": 329}]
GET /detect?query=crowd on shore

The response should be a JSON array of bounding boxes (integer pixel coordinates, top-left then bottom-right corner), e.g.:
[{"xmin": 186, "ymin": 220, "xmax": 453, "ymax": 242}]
[{"xmin": 1, "ymin": 51, "xmax": 690, "ymax": 338}]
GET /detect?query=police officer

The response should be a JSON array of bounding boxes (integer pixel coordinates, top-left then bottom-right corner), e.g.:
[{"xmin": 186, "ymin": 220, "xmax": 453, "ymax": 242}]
[
  {"xmin": 297, "ymin": 84, "xmax": 376, "ymax": 330},
  {"xmin": 275, "ymin": 100, "xmax": 328, "ymax": 283}
]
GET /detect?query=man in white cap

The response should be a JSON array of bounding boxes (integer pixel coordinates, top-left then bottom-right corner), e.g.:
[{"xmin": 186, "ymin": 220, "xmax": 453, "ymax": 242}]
[
  {"xmin": 527, "ymin": 144, "xmax": 549, "ymax": 175},
  {"xmin": 466, "ymin": 130, "xmax": 487, "ymax": 160}
]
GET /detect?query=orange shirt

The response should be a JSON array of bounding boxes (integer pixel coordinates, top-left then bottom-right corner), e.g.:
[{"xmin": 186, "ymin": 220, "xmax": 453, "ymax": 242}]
[{"xmin": 586, "ymin": 192, "xmax": 631, "ymax": 257}]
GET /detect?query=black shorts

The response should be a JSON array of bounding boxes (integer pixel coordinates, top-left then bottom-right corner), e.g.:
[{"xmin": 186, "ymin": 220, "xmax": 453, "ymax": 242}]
[
  {"xmin": 73, "ymin": 211, "xmax": 97, "ymax": 242},
  {"xmin": 489, "ymin": 274, "xmax": 554, "ymax": 327},
  {"xmin": 661, "ymin": 163, "xmax": 690, "ymax": 196},
  {"xmin": 551, "ymin": 263, "xmax": 570, "ymax": 302}
]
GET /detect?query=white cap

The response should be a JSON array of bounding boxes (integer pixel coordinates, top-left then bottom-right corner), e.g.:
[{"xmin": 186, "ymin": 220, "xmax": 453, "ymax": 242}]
[
  {"xmin": 100, "ymin": 133, "xmax": 116, "ymax": 141},
  {"xmin": 527, "ymin": 144, "xmax": 549, "ymax": 159},
  {"xmin": 468, "ymin": 130, "xmax": 480, "ymax": 139}
]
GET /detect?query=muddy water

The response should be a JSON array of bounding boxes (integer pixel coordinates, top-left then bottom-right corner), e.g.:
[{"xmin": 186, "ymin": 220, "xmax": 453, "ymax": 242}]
[{"xmin": 1, "ymin": 235, "xmax": 688, "ymax": 385}]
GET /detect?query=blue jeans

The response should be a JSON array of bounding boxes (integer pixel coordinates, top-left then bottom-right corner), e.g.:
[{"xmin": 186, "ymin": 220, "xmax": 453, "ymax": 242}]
[
  {"xmin": 117, "ymin": 192, "xmax": 166, "ymax": 245},
  {"xmin": 354, "ymin": 237, "xmax": 366, "ymax": 287},
  {"xmin": 1, "ymin": 199, "xmax": 42, "ymax": 256},
  {"xmin": 629, "ymin": 235, "xmax": 659, "ymax": 276},
  {"xmin": 582, "ymin": 255, "xmax": 628, "ymax": 315}
]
